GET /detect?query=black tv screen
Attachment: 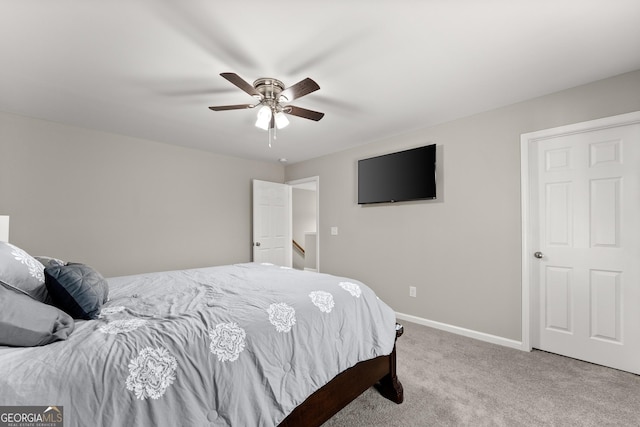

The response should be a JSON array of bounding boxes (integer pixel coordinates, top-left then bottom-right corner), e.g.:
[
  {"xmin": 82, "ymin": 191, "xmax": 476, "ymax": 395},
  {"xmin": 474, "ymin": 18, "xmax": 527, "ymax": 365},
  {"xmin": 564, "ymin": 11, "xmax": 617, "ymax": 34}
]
[{"xmin": 358, "ymin": 144, "xmax": 436, "ymax": 204}]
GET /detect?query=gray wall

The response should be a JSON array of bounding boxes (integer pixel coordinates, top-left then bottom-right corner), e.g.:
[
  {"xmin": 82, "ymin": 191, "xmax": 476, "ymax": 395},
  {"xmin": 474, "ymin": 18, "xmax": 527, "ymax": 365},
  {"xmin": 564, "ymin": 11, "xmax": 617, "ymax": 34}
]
[
  {"xmin": 285, "ymin": 70, "xmax": 640, "ymax": 341},
  {"xmin": 0, "ymin": 112, "xmax": 284, "ymax": 277}
]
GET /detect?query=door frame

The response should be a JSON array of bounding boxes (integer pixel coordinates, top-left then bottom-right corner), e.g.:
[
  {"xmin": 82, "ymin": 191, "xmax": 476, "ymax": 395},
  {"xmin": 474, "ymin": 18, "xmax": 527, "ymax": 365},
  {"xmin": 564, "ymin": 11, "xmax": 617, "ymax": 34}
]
[
  {"xmin": 520, "ymin": 111, "xmax": 640, "ymax": 351},
  {"xmin": 286, "ymin": 176, "xmax": 320, "ymax": 273}
]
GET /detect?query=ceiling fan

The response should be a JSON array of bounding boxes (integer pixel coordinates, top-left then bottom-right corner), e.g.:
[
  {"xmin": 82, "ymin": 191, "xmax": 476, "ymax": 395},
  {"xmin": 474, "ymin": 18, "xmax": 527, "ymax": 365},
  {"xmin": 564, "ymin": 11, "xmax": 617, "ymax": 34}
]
[{"xmin": 209, "ymin": 73, "xmax": 325, "ymax": 146}]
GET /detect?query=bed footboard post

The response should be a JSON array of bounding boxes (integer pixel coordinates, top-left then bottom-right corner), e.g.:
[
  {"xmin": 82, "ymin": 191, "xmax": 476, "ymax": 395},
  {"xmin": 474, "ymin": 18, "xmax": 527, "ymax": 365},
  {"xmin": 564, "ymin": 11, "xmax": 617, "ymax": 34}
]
[{"xmin": 376, "ymin": 323, "xmax": 404, "ymax": 404}]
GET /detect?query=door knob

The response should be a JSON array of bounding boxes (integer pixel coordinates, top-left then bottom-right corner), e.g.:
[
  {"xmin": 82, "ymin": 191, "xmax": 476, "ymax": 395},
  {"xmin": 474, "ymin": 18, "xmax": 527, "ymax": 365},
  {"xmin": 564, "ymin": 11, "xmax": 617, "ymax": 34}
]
[
  {"xmin": 255, "ymin": 242, "xmax": 261, "ymax": 247},
  {"xmin": 534, "ymin": 251, "xmax": 544, "ymax": 259}
]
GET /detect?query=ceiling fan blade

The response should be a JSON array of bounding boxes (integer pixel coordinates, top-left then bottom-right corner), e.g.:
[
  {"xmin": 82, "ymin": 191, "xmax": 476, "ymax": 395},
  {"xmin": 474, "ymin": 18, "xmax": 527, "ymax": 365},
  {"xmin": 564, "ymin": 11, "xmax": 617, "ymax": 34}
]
[
  {"xmin": 279, "ymin": 78, "xmax": 320, "ymax": 102},
  {"xmin": 220, "ymin": 73, "xmax": 261, "ymax": 98},
  {"xmin": 283, "ymin": 105, "xmax": 325, "ymax": 121},
  {"xmin": 208, "ymin": 104, "xmax": 255, "ymax": 111}
]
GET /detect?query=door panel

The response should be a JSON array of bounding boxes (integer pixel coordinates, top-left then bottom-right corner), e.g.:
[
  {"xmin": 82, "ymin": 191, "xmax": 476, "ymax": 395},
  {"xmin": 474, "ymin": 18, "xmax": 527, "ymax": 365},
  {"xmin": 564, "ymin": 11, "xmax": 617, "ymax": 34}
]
[
  {"xmin": 590, "ymin": 178, "xmax": 620, "ymax": 247},
  {"xmin": 545, "ymin": 182, "xmax": 572, "ymax": 246},
  {"xmin": 589, "ymin": 269, "xmax": 621, "ymax": 343},
  {"xmin": 544, "ymin": 266, "xmax": 572, "ymax": 333}
]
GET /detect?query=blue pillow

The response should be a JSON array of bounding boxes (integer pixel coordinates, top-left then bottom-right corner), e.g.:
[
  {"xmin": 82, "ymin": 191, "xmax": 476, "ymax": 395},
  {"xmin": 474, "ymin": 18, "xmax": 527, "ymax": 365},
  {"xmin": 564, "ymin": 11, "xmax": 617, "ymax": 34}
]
[{"xmin": 44, "ymin": 263, "xmax": 109, "ymax": 320}]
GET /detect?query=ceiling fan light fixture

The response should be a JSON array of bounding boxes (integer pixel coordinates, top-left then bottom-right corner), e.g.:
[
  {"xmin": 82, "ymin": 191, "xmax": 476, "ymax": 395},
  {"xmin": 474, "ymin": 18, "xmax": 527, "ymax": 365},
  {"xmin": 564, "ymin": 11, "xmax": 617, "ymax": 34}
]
[
  {"xmin": 255, "ymin": 105, "xmax": 272, "ymax": 130},
  {"xmin": 275, "ymin": 111, "xmax": 289, "ymax": 129}
]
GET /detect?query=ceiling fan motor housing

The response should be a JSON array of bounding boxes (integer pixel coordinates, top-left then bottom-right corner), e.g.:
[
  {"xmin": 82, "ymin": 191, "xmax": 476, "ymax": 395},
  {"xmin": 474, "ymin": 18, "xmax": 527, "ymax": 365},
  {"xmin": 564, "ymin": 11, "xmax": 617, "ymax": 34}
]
[{"xmin": 254, "ymin": 78, "xmax": 285, "ymax": 102}]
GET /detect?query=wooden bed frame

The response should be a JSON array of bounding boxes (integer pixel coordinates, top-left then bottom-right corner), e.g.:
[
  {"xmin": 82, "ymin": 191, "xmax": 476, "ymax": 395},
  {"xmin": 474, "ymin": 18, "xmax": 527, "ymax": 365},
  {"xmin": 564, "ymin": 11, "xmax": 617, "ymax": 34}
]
[{"xmin": 279, "ymin": 324, "xmax": 404, "ymax": 426}]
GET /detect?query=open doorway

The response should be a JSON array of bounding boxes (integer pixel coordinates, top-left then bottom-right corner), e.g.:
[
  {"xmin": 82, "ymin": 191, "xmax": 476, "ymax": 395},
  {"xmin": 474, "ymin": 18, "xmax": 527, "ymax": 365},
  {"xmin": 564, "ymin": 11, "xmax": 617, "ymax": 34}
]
[{"xmin": 287, "ymin": 176, "xmax": 319, "ymax": 272}]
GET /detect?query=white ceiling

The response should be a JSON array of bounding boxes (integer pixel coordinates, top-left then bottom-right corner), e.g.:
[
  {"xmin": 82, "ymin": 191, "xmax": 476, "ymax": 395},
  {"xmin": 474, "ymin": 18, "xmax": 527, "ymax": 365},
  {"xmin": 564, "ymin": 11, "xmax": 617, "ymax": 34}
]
[{"xmin": 1, "ymin": 1, "xmax": 639, "ymax": 164}]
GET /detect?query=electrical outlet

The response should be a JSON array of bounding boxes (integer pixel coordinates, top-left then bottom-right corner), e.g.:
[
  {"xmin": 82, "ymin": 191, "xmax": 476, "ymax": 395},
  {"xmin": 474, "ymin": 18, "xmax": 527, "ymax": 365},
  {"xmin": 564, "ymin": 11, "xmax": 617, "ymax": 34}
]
[{"xmin": 409, "ymin": 286, "xmax": 416, "ymax": 298}]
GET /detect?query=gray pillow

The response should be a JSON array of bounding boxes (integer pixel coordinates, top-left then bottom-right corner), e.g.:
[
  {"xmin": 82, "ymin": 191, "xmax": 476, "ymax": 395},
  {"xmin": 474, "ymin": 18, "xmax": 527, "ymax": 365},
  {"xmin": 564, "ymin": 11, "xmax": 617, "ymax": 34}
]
[
  {"xmin": 0, "ymin": 241, "xmax": 48, "ymax": 302},
  {"xmin": 0, "ymin": 284, "xmax": 74, "ymax": 347},
  {"xmin": 44, "ymin": 263, "xmax": 109, "ymax": 320}
]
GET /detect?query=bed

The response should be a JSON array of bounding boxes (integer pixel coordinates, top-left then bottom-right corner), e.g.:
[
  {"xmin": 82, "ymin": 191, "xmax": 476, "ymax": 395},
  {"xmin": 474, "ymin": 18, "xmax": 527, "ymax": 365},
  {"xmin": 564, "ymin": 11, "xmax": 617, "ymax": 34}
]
[{"xmin": 0, "ymin": 242, "xmax": 402, "ymax": 426}]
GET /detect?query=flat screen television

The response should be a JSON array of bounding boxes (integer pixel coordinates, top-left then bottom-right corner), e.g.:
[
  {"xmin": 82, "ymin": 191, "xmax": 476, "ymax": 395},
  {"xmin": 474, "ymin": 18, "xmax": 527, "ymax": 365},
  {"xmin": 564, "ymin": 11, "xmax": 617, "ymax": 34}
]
[{"xmin": 358, "ymin": 144, "xmax": 436, "ymax": 204}]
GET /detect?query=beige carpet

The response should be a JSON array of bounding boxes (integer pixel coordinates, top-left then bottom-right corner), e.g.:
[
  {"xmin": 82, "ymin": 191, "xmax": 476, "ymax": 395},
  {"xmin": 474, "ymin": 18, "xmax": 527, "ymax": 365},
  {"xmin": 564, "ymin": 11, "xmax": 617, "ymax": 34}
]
[{"xmin": 323, "ymin": 321, "xmax": 640, "ymax": 426}]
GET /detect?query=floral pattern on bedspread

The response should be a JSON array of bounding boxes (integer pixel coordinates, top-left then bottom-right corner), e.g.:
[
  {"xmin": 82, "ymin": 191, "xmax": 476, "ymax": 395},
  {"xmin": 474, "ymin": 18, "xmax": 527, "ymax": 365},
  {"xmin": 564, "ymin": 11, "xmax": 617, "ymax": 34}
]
[
  {"xmin": 99, "ymin": 305, "xmax": 126, "ymax": 317},
  {"xmin": 267, "ymin": 302, "xmax": 296, "ymax": 333},
  {"xmin": 309, "ymin": 290, "xmax": 335, "ymax": 313},
  {"xmin": 126, "ymin": 347, "xmax": 177, "ymax": 400},
  {"xmin": 339, "ymin": 281, "xmax": 362, "ymax": 298},
  {"xmin": 99, "ymin": 318, "xmax": 147, "ymax": 334},
  {"xmin": 209, "ymin": 322, "xmax": 246, "ymax": 362}
]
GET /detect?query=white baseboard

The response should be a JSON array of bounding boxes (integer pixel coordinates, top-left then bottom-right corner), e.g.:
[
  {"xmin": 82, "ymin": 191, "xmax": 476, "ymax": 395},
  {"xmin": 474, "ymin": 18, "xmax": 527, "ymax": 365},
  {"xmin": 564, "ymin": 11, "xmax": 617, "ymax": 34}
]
[{"xmin": 395, "ymin": 312, "xmax": 526, "ymax": 351}]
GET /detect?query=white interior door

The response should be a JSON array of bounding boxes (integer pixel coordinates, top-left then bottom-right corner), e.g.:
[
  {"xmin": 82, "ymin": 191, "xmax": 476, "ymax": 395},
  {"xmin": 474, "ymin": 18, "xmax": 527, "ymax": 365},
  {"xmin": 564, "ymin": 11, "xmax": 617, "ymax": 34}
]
[
  {"xmin": 252, "ymin": 179, "xmax": 292, "ymax": 267},
  {"xmin": 526, "ymin": 115, "xmax": 640, "ymax": 374}
]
